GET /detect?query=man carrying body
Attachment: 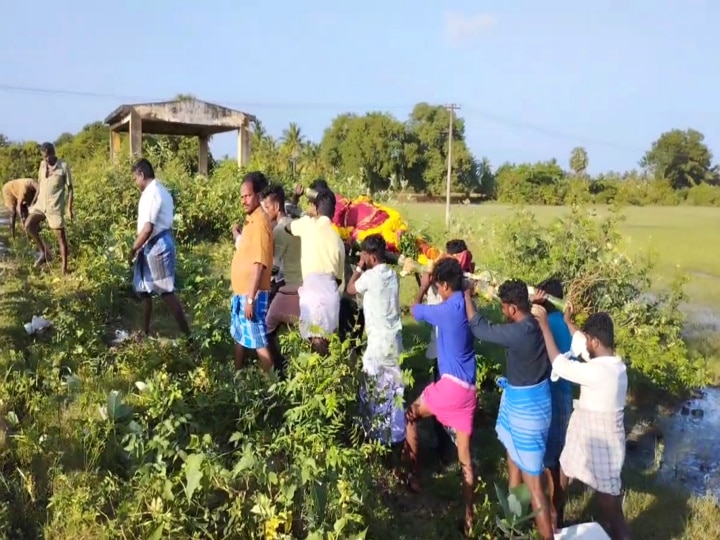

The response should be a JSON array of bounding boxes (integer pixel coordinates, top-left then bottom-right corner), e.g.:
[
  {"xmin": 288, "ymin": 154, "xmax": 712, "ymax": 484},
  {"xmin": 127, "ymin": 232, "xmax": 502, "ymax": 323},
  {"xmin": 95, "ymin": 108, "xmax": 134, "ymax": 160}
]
[
  {"xmin": 25, "ymin": 143, "xmax": 73, "ymax": 274},
  {"xmin": 2, "ymin": 178, "xmax": 38, "ymax": 238},
  {"xmin": 129, "ymin": 159, "xmax": 191, "ymax": 340},
  {"xmin": 230, "ymin": 172, "xmax": 274, "ymax": 372},
  {"xmin": 532, "ymin": 303, "xmax": 630, "ymax": 540},
  {"xmin": 285, "ymin": 188, "xmax": 345, "ymax": 356},
  {"xmin": 260, "ymin": 184, "xmax": 302, "ymax": 373},
  {"xmin": 346, "ymin": 234, "xmax": 405, "ymax": 447},
  {"xmin": 464, "ymin": 279, "xmax": 554, "ymax": 540}
]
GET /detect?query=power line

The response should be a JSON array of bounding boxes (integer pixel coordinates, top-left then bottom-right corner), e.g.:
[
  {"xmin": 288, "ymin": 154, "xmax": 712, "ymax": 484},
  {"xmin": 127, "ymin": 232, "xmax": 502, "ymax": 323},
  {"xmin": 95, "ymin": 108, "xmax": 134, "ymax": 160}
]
[
  {"xmin": 0, "ymin": 82, "xmax": 644, "ymax": 152},
  {"xmin": 0, "ymin": 83, "xmax": 415, "ymax": 112}
]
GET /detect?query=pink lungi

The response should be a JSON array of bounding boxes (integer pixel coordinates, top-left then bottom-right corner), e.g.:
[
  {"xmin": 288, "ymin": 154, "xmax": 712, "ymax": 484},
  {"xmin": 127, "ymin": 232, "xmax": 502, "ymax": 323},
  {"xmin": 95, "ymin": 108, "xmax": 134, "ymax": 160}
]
[{"xmin": 421, "ymin": 374, "xmax": 477, "ymax": 435}]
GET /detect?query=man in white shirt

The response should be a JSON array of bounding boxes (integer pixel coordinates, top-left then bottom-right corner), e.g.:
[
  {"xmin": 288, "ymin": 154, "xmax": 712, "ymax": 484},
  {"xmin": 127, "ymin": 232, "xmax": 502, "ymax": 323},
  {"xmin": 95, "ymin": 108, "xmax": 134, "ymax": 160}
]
[
  {"xmin": 285, "ymin": 189, "xmax": 345, "ymax": 355},
  {"xmin": 532, "ymin": 304, "xmax": 630, "ymax": 540},
  {"xmin": 347, "ymin": 234, "xmax": 405, "ymax": 446},
  {"xmin": 129, "ymin": 159, "xmax": 191, "ymax": 340}
]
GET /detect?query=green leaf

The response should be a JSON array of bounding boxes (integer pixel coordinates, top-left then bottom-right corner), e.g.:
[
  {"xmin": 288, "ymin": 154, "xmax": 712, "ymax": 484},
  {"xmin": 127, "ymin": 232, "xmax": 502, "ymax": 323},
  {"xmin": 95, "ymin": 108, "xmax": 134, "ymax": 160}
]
[
  {"xmin": 183, "ymin": 453, "xmax": 204, "ymax": 502},
  {"xmin": 147, "ymin": 523, "xmax": 164, "ymax": 540}
]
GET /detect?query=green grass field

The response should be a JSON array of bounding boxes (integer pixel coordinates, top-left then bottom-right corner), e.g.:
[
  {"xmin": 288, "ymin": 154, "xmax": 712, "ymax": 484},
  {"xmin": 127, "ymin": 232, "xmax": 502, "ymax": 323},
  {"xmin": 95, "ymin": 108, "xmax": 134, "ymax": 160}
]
[{"xmin": 1, "ymin": 204, "xmax": 719, "ymax": 539}]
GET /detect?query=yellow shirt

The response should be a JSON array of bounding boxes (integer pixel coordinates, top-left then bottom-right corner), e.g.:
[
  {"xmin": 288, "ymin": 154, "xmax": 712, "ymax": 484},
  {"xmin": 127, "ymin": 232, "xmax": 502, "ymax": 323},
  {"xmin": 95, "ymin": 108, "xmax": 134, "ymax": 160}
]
[
  {"xmin": 231, "ymin": 206, "xmax": 273, "ymax": 296},
  {"xmin": 290, "ymin": 215, "xmax": 346, "ymax": 289},
  {"xmin": 2, "ymin": 178, "xmax": 38, "ymax": 209}
]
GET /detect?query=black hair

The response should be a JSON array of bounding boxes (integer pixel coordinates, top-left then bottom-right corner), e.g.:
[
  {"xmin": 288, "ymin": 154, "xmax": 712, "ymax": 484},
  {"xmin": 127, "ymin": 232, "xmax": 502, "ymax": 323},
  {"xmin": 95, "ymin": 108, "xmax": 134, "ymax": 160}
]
[
  {"xmin": 242, "ymin": 171, "xmax": 269, "ymax": 195},
  {"xmin": 313, "ymin": 188, "xmax": 336, "ymax": 219},
  {"xmin": 582, "ymin": 312, "xmax": 615, "ymax": 349},
  {"xmin": 360, "ymin": 234, "xmax": 386, "ymax": 262},
  {"xmin": 498, "ymin": 279, "xmax": 531, "ymax": 313},
  {"xmin": 260, "ymin": 184, "xmax": 286, "ymax": 208},
  {"xmin": 40, "ymin": 142, "xmax": 56, "ymax": 155},
  {"xmin": 536, "ymin": 277, "xmax": 564, "ymax": 313},
  {"xmin": 131, "ymin": 158, "xmax": 155, "ymax": 179},
  {"xmin": 431, "ymin": 257, "xmax": 464, "ymax": 292},
  {"xmin": 309, "ymin": 178, "xmax": 330, "ymax": 191},
  {"xmin": 445, "ymin": 239, "xmax": 468, "ymax": 255}
]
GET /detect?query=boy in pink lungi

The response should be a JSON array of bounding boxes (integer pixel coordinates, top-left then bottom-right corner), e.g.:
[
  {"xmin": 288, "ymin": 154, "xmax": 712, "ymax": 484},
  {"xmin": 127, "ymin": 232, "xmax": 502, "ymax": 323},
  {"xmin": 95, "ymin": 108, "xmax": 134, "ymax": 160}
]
[{"xmin": 405, "ymin": 257, "xmax": 477, "ymax": 535}]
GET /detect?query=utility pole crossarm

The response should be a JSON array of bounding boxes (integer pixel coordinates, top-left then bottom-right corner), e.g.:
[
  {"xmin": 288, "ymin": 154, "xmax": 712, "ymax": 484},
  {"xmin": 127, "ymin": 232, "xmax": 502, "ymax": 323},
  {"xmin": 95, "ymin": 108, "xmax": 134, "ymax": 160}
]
[{"xmin": 444, "ymin": 103, "xmax": 461, "ymax": 230}]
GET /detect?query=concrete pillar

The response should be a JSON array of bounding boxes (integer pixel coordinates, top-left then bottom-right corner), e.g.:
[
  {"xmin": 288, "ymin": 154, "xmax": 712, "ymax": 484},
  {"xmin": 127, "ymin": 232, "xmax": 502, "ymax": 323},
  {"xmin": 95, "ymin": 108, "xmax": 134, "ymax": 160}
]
[
  {"xmin": 237, "ymin": 121, "xmax": 251, "ymax": 168},
  {"xmin": 129, "ymin": 110, "xmax": 142, "ymax": 160},
  {"xmin": 110, "ymin": 131, "xmax": 122, "ymax": 163},
  {"xmin": 198, "ymin": 135, "xmax": 209, "ymax": 175}
]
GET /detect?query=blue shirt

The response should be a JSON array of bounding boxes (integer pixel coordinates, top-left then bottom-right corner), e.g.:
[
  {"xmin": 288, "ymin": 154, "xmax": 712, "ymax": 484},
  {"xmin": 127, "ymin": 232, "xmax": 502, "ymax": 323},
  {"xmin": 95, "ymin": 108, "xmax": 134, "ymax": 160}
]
[
  {"xmin": 411, "ymin": 291, "xmax": 476, "ymax": 384},
  {"xmin": 547, "ymin": 311, "xmax": 574, "ymax": 395}
]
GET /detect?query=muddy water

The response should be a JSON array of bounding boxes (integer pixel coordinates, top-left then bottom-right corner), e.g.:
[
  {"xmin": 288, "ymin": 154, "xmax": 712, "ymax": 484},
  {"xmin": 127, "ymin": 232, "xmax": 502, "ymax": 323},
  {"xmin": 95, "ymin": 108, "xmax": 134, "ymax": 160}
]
[{"xmin": 658, "ymin": 387, "xmax": 720, "ymax": 500}]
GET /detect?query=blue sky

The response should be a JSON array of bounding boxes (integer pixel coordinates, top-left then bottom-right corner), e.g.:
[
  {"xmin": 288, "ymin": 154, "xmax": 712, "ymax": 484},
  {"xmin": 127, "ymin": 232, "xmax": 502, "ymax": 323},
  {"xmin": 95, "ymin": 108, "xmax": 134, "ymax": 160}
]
[{"xmin": 1, "ymin": 0, "xmax": 718, "ymax": 174}]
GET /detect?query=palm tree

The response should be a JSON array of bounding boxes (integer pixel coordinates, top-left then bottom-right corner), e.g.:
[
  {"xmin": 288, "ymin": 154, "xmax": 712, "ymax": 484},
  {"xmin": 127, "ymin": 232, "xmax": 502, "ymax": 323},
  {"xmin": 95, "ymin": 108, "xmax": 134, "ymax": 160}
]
[{"xmin": 281, "ymin": 122, "xmax": 304, "ymax": 176}]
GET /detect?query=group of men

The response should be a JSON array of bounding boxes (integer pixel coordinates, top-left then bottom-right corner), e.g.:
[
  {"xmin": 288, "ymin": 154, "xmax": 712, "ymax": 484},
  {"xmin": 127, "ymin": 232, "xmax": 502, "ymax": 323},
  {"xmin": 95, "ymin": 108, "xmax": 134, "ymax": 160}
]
[
  {"xmin": 2, "ymin": 142, "xmax": 73, "ymax": 274},
  {"xmin": 5, "ymin": 155, "xmax": 633, "ymax": 539}
]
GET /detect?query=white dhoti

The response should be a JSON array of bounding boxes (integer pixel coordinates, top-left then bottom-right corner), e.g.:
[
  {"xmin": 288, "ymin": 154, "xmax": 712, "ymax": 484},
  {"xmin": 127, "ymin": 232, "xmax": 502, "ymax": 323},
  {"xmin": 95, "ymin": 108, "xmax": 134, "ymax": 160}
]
[
  {"xmin": 560, "ymin": 401, "xmax": 626, "ymax": 496},
  {"xmin": 298, "ymin": 272, "xmax": 340, "ymax": 339}
]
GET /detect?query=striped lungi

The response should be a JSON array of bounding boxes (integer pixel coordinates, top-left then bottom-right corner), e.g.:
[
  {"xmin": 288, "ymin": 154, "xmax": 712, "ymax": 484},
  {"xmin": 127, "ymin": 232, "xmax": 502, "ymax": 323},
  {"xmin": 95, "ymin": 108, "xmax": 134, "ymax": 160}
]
[
  {"xmin": 230, "ymin": 291, "xmax": 270, "ymax": 349},
  {"xmin": 133, "ymin": 230, "xmax": 176, "ymax": 295},
  {"xmin": 496, "ymin": 377, "xmax": 552, "ymax": 476},
  {"xmin": 560, "ymin": 402, "xmax": 625, "ymax": 496}
]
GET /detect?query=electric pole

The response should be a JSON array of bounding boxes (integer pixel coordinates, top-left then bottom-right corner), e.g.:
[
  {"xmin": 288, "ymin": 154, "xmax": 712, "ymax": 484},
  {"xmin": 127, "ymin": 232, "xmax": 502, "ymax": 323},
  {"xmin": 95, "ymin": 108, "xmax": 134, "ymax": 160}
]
[{"xmin": 444, "ymin": 103, "xmax": 460, "ymax": 230}]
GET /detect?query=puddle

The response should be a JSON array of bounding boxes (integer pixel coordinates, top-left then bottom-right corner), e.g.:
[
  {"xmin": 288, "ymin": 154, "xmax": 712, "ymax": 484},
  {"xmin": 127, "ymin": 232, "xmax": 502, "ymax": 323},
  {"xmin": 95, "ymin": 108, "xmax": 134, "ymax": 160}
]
[{"xmin": 658, "ymin": 387, "xmax": 720, "ymax": 500}]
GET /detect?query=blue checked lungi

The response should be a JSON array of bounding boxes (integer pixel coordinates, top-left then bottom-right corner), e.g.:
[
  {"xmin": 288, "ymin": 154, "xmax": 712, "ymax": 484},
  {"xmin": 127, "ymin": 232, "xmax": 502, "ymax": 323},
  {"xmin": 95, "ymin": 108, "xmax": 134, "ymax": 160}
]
[
  {"xmin": 496, "ymin": 376, "xmax": 552, "ymax": 476},
  {"xmin": 544, "ymin": 379, "xmax": 573, "ymax": 469},
  {"xmin": 133, "ymin": 229, "xmax": 176, "ymax": 295},
  {"xmin": 230, "ymin": 291, "xmax": 270, "ymax": 349}
]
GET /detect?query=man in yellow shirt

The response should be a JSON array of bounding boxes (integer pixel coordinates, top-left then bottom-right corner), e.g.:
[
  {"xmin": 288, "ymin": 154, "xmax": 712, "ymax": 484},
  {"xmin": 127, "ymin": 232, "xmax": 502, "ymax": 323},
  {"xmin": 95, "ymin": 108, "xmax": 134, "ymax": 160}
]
[
  {"xmin": 285, "ymin": 188, "xmax": 345, "ymax": 355},
  {"xmin": 2, "ymin": 178, "xmax": 38, "ymax": 238},
  {"xmin": 25, "ymin": 143, "xmax": 73, "ymax": 274},
  {"xmin": 230, "ymin": 172, "xmax": 274, "ymax": 372}
]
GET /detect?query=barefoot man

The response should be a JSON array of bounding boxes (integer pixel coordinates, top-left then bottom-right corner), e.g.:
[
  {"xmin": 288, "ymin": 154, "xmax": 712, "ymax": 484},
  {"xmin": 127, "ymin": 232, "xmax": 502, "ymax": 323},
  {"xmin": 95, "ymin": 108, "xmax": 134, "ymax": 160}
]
[
  {"xmin": 230, "ymin": 172, "xmax": 274, "ymax": 372},
  {"xmin": 2, "ymin": 178, "xmax": 37, "ymax": 238},
  {"xmin": 25, "ymin": 143, "xmax": 73, "ymax": 274},
  {"xmin": 129, "ymin": 159, "xmax": 191, "ymax": 340},
  {"xmin": 533, "ymin": 302, "xmax": 631, "ymax": 540}
]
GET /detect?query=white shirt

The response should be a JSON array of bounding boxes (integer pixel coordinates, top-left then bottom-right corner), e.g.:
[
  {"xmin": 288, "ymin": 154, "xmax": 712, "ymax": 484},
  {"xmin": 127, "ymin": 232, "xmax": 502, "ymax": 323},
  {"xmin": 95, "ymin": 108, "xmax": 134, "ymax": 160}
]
[
  {"xmin": 551, "ymin": 349, "xmax": 628, "ymax": 412},
  {"xmin": 137, "ymin": 179, "xmax": 174, "ymax": 239},
  {"xmin": 355, "ymin": 263, "xmax": 403, "ymax": 373}
]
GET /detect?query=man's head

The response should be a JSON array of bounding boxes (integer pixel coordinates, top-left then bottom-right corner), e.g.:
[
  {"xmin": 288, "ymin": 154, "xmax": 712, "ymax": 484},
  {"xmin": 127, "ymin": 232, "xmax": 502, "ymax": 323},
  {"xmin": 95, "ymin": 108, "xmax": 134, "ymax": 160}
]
[
  {"xmin": 310, "ymin": 188, "xmax": 336, "ymax": 219},
  {"xmin": 260, "ymin": 184, "xmax": 286, "ymax": 222},
  {"xmin": 241, "ymin": 171, "xmax": 269, "ymax": 214},
  {"xmin": 498, "ymin": 279, "xmax": 531, "ymax": 322},
  {"xmin": 360, "ymin": 234, "xmax": 387, "ymax": 269},
  {"xmin": 131, "ymin": 158, "xmax": 156, "ymax": 190},
  {"xmin": 430, "ymin": 257, "xmax": 464, "ymax": 301},
  {"xmin": 536, "ymin": 277, "xmax": 564, "ymax": 313},
  {"xmin": 40, "ymin": 142, "xmax": 57, "ymax": 165},
  {"xmin": 445, "ymin": 238, "xmax": 474, "ymax": 272},
  {"xmin": 309, "ymin": 178, "xmax": 330, "ymax": 192},
  {"xmin": 581, "ymin": 312, "xmax": 615, "ymax": 359}
]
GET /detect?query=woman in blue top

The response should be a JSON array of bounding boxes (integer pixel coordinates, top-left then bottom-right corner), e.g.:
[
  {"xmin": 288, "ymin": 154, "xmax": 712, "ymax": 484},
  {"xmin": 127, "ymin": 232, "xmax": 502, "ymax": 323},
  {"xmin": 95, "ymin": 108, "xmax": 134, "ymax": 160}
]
[{"xmin": 407, "ymin": 257, "xmax": 477, "ymax": 534}]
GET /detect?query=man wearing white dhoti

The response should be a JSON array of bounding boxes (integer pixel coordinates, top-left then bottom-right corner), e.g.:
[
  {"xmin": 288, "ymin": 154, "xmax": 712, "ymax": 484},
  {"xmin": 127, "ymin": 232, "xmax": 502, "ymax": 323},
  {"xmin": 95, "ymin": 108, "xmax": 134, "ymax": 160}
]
[
  {"xmin": 286, "ymin": 188, "xmax": 345, "ymax": 355},
  {"xmin": 532, "ymin": 303, "xmax": 630, "ymax": 540}
]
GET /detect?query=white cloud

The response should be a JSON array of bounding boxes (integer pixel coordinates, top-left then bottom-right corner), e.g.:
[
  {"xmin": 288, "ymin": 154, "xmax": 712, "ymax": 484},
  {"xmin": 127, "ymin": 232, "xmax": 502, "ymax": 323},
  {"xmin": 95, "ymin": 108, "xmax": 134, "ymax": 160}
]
[{"xmin": 444, "ymin": 12, "xmax": 496, "ymax": 45}]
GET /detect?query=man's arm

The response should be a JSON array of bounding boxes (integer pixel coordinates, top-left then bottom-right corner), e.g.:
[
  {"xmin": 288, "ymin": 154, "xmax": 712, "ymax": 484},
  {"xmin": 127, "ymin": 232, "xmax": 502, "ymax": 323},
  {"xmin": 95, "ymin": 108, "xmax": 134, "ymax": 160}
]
[
  {"xmin": 286, "ymin": 215, "xmax": 309, "ymax": 236},
  {"xmin": 131, "ymin": 222, "xmax": 154, "ymax": 256},
  {"xmin": 463, "ymin": 289, "xmax": 522, "ymax": 347},
  {"xmin": 247, "ymin": 227, "xmax": 272, "ymax": 298},
  {"xmin": 64, "ymin": 162, "xmax": 74, "ymax": 216},
  {"xmin": 346, "ymin": 262, "xmax": 367, "ymax": 296}
]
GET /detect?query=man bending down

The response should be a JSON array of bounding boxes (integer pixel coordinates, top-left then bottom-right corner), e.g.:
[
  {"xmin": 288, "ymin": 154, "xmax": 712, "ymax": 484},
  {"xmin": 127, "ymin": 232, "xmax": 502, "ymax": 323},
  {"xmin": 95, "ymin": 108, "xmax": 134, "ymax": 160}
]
[
  {"xmin": 2, "ymin": 178, "xmax": 37, "ymax": 238},
  {"xmin": 533, "ymin": 304, "xmax": 630, "ymax": 540},
  {"xmin": 285, "ymin": 189, "xmax": 345, "ymax": 355}
]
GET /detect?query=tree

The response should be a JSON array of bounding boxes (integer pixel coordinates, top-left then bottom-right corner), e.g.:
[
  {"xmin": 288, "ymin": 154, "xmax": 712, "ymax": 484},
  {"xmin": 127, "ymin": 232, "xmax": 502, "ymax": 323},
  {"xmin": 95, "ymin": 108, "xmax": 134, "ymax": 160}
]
[
  {"xmin": 405, "ymin": 103, "xmax": 478, "ymax": 195},
  {"xmin": 569, "ymin": 146, "xmax": 589, "ymax": 177},
  {"xmin": 640, "ymin": 129, "xmax": 714, "ymax": 189},
  {"xmin": 320, "ymin": 112, "xmax": 409, "ymax": 194},
  {"xmin": 495, "ymin": 161, "xmax": 566, "ymax": 204}
]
